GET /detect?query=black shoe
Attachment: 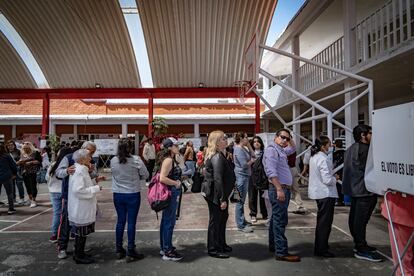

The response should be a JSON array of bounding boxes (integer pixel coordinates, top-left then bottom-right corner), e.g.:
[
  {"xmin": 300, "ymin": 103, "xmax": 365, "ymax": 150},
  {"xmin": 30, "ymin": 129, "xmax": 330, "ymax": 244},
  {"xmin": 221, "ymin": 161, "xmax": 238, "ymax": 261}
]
[
  {"xmin": 73, "ymin": 255, "xmax": 94, "ymax": 264},
  {"xmin": 116, "ymin": 247, "xmax": 126, "ymax": 259},
  {"xmin": 315, "ymin": 251, "xmax": 336, "ymax": 258},
  {"xmin": 7, "ymin": 209, "xmax": 16, "ymax": 215},
  {"xmin": 126, "ymin": 249, "xmax": 145, "ymax": 263},
  {"xmin": 223, "ymin": 245, "xmax": 232, "ymax": 253},
  {"xmin": 208, "ymin": 252, "xmax": 230, "ymax": 259},
  {"xmin": 354, "ymin": 245, "xmax": 377, "ymax": 252}
]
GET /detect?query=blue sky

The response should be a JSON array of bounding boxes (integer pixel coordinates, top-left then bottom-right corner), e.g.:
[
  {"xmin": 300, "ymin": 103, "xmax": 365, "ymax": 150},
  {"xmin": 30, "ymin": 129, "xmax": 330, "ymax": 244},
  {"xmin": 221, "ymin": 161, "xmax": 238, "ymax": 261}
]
[{"xmin": 266, "ymin": 0, "xmax": 306, "ymax": 46}]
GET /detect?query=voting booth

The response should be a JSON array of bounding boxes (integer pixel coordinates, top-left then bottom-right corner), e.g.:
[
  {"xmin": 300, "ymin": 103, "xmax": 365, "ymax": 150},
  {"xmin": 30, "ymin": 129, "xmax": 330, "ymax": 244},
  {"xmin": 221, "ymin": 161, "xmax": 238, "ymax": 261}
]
[
  {"xmin": 365, "ymin": 102, "xmax": 414, "ymax": 195},
  {"xmin": 365, "ymin": 102, "xmax": 414, "ymax": 275},
  {"xmin": 93, "ymin": 139, "xmax": 119, "ymax": 171}
]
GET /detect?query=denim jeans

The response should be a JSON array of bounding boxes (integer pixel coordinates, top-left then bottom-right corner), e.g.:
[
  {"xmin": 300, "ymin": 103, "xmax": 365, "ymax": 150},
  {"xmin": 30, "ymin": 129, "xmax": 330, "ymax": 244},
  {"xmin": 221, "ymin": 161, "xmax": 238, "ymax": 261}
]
[
  {"xmin": 235, "ymin": 173, "xmax": 249, "ymax": 229},
  {"xmin": 268, "ymin": 185, "xmax": 291, "ymax": 257},
  {"xmin": 160, "ymin": 186, "xmax": 180, "ymax": 252},
  {"xmin": 185, "ymin": 161, "xmax": 196, "ymax": 177},
  {"xmin": 13, "ymin": 172, "xmax": 25, "ymax": 200},
  {"xmin": 113, "ymin": 192, "xmax": 141, "ymax": 250},
  {"xmin": 50, "ymin": 192, "xmax": 62, "ymax": 236},
  {"xmin": 57, "ymin": 198, "xmax": 70, "ymax": 251}
]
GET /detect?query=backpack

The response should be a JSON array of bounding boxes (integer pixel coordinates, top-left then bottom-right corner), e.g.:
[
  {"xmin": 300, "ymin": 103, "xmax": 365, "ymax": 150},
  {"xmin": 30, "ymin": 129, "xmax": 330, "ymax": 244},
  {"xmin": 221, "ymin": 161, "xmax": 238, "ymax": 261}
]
[
  {"xmin": 147, "ymin": 173, "xmax": 171, "ymax": 212},
  {"xmin": 251, "ymin": 155, "xmax": 268, "ymax": 190}
]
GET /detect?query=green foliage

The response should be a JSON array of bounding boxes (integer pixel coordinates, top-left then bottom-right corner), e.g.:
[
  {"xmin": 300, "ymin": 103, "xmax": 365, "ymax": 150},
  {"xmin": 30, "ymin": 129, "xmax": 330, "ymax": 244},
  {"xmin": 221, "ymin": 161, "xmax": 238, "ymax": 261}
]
[{"xmin": 152, "ymin": 117, "xmax": 169, "ymax": 136}]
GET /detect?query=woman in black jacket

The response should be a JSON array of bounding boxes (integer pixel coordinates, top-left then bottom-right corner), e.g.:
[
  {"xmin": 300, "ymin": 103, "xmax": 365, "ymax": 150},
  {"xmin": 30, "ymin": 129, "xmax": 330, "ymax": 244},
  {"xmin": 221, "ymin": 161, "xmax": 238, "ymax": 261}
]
[
  {"xmin": 201, "ymin": 130, "xmax": 235, "ymax": 258},
  {"xmin": 0, "ymin": 143, "xmax": 18, "ymax": 215}
]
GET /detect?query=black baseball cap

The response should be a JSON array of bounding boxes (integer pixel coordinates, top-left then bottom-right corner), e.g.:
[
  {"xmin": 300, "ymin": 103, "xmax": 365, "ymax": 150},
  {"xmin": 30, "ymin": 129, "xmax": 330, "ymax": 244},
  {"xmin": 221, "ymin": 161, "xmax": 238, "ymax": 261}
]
[{"xmin": 162, "ymin": 137, "xmax": 182, "ymax": 148}]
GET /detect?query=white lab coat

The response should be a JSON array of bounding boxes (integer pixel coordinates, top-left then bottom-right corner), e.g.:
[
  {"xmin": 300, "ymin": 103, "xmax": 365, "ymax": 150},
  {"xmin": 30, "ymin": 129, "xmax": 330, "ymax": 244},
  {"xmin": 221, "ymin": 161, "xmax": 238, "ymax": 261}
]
[
  {"xmin": 308, "ymin": 151, "xmax": 338, "ymax": 200},
  {"xmin": 68, "ymin": 163, "xmax": 100, "ymax": 226}
]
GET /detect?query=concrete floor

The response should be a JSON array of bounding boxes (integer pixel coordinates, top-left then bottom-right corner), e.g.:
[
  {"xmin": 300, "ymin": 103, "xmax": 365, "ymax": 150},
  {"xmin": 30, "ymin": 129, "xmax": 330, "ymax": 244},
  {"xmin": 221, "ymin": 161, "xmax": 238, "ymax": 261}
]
[{"xmin": 0, "ymin": 174, "xmax": 393, "ymax": 276}]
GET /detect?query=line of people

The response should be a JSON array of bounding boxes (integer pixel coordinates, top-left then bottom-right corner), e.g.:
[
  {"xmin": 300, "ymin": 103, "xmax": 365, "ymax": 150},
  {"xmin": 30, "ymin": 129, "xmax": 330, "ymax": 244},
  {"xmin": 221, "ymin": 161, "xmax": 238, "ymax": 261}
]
[{"xmin": 0, "ymin": 140, "xmax": 51, "ymax": 215}]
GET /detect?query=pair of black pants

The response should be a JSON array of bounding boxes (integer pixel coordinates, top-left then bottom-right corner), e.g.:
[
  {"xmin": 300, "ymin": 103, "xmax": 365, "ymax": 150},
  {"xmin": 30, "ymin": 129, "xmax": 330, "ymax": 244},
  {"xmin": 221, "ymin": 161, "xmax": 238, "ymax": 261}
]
[
  {"xmin": 22, "ymin": 173, "xmax": 37, "ymax": 199},
  {"xmin": 206, "ymin": 198, "xmax": 229, "ymax": 253},
  {"xmin": 248, "ymin": 177, "xmax": 268, "ymax": 218},
  {"xmin": 0, "ymin": 179, "xmax": 15, "ymax": 211},
  {"xmin": 314, "ymin": 197, "xmax": 336, "ymax": 254},
  {"xmin": 12, "ymin": 174, "xmax": 25, "ymax": 200},
  {"xmin": 336, "ymin": 183, "xmax": 344, "ymax": 204},
  {"xmin": 348, "ymin": 195, "xmax": 377, "ymax": 251},
  {"xmin": 57, "ymin": 199, "xmax": 70, "ymax": 251},
  {"xmin": 74, "ymin": 236, "xmax": 87, "ymax": 259},
  {"xmin": 146, "ymin": 159, "xmax": 155, "ymax": 181}
]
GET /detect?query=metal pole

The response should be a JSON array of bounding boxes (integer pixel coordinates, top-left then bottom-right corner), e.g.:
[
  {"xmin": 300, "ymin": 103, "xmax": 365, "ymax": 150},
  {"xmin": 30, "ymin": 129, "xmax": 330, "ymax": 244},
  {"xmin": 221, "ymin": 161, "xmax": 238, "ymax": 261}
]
[
  {"xmin": 368, "ymin": 80, "xmax": 374, "ymax": 125},
  {"xmin": 260, "ymin": 44, "xmax": 372, "ymax": 83},
  {"xmin": 332, "ymin": 88, "xmax": 369, "ymax": 117},
  {"xmin": 148, "ymin": 97, "xmax": 153, "ymax": 138},
  {"xmin": 286, "ymin": 114, "xmax": 327, "ymax": 126},
  {"xmin": 327, "ymin": 113, "xmax": 333, "ymax": 161},
  {"xmin": 385, "ymin": 190, "xmax": 405, "ymax": 276},
  {"xmin": 312, "ymin": 107, "xmax": 316, "ymax": 143},
  {"xmin": 255, "ymin": 95, "xmax": 261, "ymax": 133},
  {"xmin": 260, "ymin": 69, "xmax": 332, "ymax": 115},
  {"xmin": 41, "ymin": 94, "xmax": 50, "ymax": 138},
  {"xmin": 392, "ymin": 231, "xmax": 414, "ymax": 275}
]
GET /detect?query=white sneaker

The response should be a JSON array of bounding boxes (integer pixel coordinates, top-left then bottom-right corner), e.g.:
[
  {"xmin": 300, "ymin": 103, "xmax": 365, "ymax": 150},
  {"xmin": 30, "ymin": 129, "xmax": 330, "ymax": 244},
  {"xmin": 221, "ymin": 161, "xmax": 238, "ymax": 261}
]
[
  {"xmin": 251, "ymin": 216, "xmax": 257, "ymax": 223},
  {"xmin": 30, "ymin": 201, "xmax": 37, "ymax": 208},
  {"xmin": 17, "ymin": 198, "xmax": 24, "ymax": 205},
  {"xmin": 58, "ymin": 250, "xmax": 67, "ymax": 259},
  {"xmin": 238, "ymin": 226, "xmax": 254, "ymax": 233}
]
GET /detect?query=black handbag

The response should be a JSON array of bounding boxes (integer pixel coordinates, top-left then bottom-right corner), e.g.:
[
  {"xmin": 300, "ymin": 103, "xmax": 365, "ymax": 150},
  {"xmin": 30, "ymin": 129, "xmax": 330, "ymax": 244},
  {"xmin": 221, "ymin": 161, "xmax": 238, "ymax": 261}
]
[{"xmin": 191, "ymin": 171, "xmax": 203, "ymax": 193}]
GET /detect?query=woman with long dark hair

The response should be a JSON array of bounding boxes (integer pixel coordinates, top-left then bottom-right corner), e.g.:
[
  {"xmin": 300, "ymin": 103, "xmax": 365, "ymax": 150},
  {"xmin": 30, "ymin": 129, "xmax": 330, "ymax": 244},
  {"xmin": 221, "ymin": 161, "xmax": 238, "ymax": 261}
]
[
  {"xmin": 111, "ymin": 138, "xmax": 149, "ymax": 262},
  {"xmin": 6, "ymin": 140, "xmax": 25, "ymax": 204},
  {"xmin": 202, "ymin": 130, "xmax": 235, "ymax": 258},
  {"xmin": 17, "ymin": 142, "xmax": 41, "ymax": 208},
  {"xmin": 308, "ymin": 136, "xmax": 338, "ymax": 258},
  {"xmin": 0, "ymin": 142, "xmax": 17, "ymax": 215},
  {"xmin": 157, "ymin": 137, "xmax": 183, "ymax": 261},
  {"xmin": 46, "ymin": 147, "xmax": 73, "ymax": 243},
  {"xmin": 248, "ymin": 136, "xmax": 268, "ymax": 223}
]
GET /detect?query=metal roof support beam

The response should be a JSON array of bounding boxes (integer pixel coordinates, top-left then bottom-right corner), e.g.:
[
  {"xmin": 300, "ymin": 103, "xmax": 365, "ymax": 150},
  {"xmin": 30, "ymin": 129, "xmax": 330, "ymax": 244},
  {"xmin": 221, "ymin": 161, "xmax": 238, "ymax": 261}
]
[{"xmin": 0, "ymin": 88, "xmax": 252, "ymax": 100}]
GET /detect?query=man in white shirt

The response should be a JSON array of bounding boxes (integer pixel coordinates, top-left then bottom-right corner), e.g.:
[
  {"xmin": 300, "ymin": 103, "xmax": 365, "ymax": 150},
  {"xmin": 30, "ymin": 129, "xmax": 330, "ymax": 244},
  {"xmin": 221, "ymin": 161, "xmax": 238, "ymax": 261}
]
[{"xmin": 143, "ymin": 138, "xmax": 156, "ymax": 181}]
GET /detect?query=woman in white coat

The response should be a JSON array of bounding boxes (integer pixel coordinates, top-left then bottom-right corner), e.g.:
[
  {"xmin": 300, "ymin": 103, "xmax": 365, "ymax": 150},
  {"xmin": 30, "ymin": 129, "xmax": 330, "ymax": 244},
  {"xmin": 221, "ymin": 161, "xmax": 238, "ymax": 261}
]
[
  {"xmin": 308, "ymin": 136, "xmax": 338, "ymax": 258},
  {"xmin": 68, "ymin": 149, "xmax": 102, "ymax": 264}
]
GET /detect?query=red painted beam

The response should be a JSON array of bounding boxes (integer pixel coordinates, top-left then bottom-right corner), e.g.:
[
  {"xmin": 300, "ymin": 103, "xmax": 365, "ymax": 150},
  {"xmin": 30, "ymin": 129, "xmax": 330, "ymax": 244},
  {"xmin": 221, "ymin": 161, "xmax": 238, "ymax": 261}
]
[
  {"xmin": 148, "ymin": 97, "xmax": 153, "ymax": 138},
  {"xmin": 42, "ymin": 95, "xmax": 50, "ymax": 137},
  {"xmin": 0, "ymin": 88, "xmax": 256, "ymax": 99},
  {"xmin": 255, "ymin": 95, "xmax": 261, "ymax": 134}
]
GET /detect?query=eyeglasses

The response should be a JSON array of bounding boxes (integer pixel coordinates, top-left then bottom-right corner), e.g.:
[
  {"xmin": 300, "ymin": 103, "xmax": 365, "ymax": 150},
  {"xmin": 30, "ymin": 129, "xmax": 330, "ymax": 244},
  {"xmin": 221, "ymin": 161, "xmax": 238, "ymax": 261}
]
[{"xmin": 279, "ymin": 135, "xmax": 291, "ymax": 142}]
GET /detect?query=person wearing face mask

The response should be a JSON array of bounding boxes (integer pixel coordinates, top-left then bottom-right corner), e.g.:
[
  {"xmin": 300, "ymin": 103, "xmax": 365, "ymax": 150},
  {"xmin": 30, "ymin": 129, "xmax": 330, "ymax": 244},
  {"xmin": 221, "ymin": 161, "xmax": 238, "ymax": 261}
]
[
  {"xmin": 233, "ymin": 132, "xmax": 255, "ymax": 233},
  {"xmin": 342, "ymin": 124, "xmax": 382, "ymax": 262},
  {"xmin": 308, "ymin": 136, "xmax": 338, "ymax": 258}
]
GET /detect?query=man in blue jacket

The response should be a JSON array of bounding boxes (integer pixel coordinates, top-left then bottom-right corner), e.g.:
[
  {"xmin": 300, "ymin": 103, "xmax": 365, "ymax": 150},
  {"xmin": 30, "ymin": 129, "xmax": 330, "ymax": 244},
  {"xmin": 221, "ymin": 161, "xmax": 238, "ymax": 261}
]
[{"xmin": 263, "ymin": 129, "xmax": 300, "ymax": 262}]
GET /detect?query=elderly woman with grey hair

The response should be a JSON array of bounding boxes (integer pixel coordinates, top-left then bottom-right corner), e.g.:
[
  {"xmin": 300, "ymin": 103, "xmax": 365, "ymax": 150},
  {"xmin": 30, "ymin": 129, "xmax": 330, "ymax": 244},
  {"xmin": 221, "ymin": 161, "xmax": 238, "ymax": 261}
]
[{"xmin": 68, "ymin": 149, "xmax": 102, "ymax": 264}]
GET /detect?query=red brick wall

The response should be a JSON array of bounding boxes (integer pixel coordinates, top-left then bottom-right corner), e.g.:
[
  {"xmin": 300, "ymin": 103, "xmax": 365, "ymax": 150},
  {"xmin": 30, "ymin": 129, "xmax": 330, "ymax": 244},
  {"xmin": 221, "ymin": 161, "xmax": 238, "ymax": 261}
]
[
  {"xmin": 0, "ymin": 125, "xmax": 12, "ymax": 141},
  {"xmin": 0, "ymin": 99, "xmax": 260, "ymax": 115}
]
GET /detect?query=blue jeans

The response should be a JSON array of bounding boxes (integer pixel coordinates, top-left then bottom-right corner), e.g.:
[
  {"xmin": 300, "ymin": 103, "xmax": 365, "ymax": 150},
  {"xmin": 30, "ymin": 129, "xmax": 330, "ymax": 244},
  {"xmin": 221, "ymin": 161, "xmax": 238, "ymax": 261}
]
[
  {"xmin": 160, "ymin": 186, "xmax": 180, "ymax": 252},
  {"xmin": 185, "ymin": 161, "xmax": 196, "ymax": 177},
  {"xmin": 113, "ymin": 192, "xmax": 141, "ymax": 250},
  {"xmin": 50, "ymin": 192, "xmax": 62, "ymax": 236},
  {"xmin": 235, "ymin": 173, "xmax": 249, "ymax": 229},
  {"xmin": 268, "ymin": 185, "xmax": 291, "ymax": 257}
]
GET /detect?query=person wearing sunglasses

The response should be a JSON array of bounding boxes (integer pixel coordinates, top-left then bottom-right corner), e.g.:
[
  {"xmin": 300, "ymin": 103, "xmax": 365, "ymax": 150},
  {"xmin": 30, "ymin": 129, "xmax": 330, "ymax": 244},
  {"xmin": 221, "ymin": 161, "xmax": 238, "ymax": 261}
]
[{"xmin": 262, "ymin": 129, "xmax": 300, "ymax": 262}]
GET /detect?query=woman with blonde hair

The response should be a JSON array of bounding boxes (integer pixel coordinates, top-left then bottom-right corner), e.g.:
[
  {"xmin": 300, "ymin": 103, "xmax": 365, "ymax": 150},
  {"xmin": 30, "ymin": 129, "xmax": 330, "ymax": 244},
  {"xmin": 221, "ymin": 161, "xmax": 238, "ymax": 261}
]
[
  {"xmin": 17, "ymin": 142, "xmax": 41, "ymax": 208},
  {"xmin": 201, "ymin": 130, "xmax": 235, "ymax": 258}
]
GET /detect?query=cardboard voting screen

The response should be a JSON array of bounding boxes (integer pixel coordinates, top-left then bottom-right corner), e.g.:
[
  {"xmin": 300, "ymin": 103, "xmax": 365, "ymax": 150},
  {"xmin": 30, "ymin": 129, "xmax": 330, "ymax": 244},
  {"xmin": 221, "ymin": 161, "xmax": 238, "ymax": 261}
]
[{"xmin": 365, "ymin": 102, "xmax": 414, "ymax": 195}]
